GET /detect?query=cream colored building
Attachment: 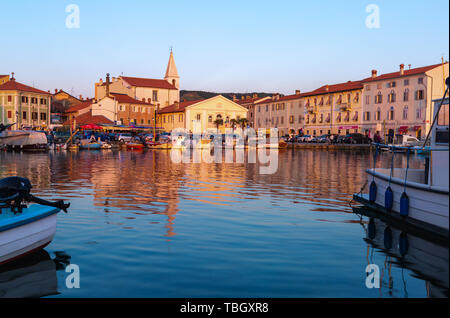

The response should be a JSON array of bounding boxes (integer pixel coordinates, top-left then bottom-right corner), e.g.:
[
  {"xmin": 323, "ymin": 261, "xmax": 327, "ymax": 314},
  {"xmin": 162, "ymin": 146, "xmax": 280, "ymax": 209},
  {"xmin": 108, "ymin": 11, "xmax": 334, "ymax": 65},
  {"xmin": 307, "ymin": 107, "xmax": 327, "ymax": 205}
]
[
  {"xmin": 302, "ymin": 81, "xmax": 363, "ymax": 136},
  {"xmin": 0, "ymin": 75, "xmax": 51, "ymax": 129},
  {"xmin": 94, "ymin": 51, "xmax": 180, "ymax": 109},
  {"xmin": 253, "ymin": 91, "xmax": 305, "ymax": 136},
  {"xmin": 361, "ymin": 62, "xmax": 449, "ymax": 140},
  {"xmin": 157, "ymin": 95, "xmax": 248, "ymax": 133}
]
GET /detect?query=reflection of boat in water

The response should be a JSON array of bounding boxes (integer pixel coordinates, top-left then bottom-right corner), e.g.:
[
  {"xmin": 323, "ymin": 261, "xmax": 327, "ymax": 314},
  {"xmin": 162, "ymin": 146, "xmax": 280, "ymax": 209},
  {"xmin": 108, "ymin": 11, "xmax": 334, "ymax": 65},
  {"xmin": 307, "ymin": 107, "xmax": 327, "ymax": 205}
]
[
  {"xmin": 0, "ymin": 126, "xmax": 48, "ymax": 152},
  {"xmin": 354, "ymin": 93, "xmax": 449, "ymax": 237},
  {"xmin": 0, "ymin": 249, "xmax": 71, "ymax": 298},
  {"xmin": 353, "ymin": 206, "xmax": 448, "ymax": 298}
]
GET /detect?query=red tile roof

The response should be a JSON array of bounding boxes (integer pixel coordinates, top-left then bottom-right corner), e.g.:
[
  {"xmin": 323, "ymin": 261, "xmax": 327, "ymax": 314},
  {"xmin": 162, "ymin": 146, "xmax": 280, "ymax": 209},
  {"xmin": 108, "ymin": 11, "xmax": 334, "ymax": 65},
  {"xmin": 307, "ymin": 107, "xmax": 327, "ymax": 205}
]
[
  {"xmin": 301, "ymin": 81, "xmax": 363, "ymax": 97},
  {"xmin": 362, "ymin": 63, "xmax": 447, "ymax": 83},
  {"xmin": 157, "ymin": 99, "xmax": 205, "ymax": 114},
  {"xmin": 121, "ymin": 76, "xmax": 177, "ymax": 90},
  {"xmin": 63, "ymin": 110, "xmax": 113, "ymax": 126},
  {"xmin": 0, "ymin": 79, "xmax": 50, "ymax": 95},
  {"xmin": 110, "ymin": 93, "xmax": 152, "ymax": 105},
  {"xmin": 65, "ymin": 101, "xmax": 92, "ymax": 113}
]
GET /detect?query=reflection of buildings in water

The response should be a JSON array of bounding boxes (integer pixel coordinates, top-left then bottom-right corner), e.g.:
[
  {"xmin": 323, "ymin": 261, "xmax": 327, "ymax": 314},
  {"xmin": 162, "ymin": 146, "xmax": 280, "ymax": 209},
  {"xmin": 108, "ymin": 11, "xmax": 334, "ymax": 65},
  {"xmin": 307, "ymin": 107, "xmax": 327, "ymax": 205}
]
[
  {"xmin": 0, "ymin": 249, "xmax": 71, "ymax": 298},
  {"xmin": 360, "ymin": 215, "xmax": 448, "ymax": 298}
]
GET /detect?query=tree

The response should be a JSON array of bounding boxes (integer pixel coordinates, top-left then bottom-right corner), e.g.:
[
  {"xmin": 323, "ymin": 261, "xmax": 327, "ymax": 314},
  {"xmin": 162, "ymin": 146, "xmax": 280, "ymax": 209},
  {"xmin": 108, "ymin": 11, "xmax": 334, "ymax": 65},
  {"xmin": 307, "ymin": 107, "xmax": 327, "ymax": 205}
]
[
  {"xmin": 238, "ymin": 118, "xmax": 248, "ymax": 129},
  {"xmin": 213, "ymin": 118, "xmax": 223, "ymax": 131},
  {"xmin": 230, "ymin": 118, "xmax": 238, "ymax": 130}
]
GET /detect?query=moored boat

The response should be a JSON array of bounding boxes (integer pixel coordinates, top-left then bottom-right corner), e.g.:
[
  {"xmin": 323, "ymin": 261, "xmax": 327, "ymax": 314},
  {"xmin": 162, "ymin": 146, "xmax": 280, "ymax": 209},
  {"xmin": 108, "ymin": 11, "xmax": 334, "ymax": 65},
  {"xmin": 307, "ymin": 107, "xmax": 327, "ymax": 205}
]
[
  {"xmin": 0, "ymin": 177, "xmax": 69, "ymax": 265},
  {"xmin": 354, "ymin": 86, "xmax": 449, "ymax": 237}
]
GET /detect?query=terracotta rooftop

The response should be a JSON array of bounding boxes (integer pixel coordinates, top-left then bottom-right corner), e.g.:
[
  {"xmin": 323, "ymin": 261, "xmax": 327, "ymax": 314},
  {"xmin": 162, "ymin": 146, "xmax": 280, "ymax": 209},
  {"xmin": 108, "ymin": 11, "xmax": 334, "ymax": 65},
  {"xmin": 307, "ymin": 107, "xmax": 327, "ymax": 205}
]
[
  {"xmin": 157, "ymin": 99, "xmax": 205, "ymax": 114},
  {"xmin": 110, "ymin": 93, "xmax": 152, "ymax": 105},
  {"xmin": 121, "ymin": 76, "xmax": 177, "ymax": 90},
  {"xmin": 65, "ymin": 100, "xmax": 93, "ymax": 113},
  {"xmin": 0, "ymin": 79, "xmax": 50, "ymax": 95},
  {"xmin": 362, "ymin": 62, "xmax": 448, "ymax": 83},
  {"xmin": 63, "ymin": 110, "xmax": 113, "ymax": 126}
]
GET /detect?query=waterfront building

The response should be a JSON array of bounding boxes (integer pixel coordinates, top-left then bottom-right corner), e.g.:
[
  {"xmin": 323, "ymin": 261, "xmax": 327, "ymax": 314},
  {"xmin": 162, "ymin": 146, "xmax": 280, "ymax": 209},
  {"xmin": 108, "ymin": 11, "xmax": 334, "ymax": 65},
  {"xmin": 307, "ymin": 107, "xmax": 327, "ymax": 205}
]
[
  {"xmin": 361, "ymin": 62, "xmax": 449, "ymax": 140},
  {"xmin": 234, "ymin": 94, "xmax": 271, "ymax": 128},
  {"xmin": 94, "ymin": 51, "xmax": 180, "ymax": 109},
  {"xmin": 156, "ymin": 95, "xmax": 248, "ymax": 133},
  {"xmin": 91, "ymin": 92, "xmax": 155, "ymax": 126},
  {"xmin": 0, "ymin": 74, "xmax": 51, "ymax": 129},
  {"xmin": 253, "ymin": 91, "xmax": 305, "ymax": 136},
  {"xmin": 51, "ymin": 89, "xmax": 86, "ymax": 124},
  {"xmin": 302, "ymin": 81, "xmax": 364, "ymax": 136}
]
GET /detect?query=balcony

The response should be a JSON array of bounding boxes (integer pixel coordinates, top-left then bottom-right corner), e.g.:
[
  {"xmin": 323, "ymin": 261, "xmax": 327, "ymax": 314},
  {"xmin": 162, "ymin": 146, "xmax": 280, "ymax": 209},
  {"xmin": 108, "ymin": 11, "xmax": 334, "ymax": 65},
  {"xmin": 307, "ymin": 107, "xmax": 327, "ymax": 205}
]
[{"xmin": 339, "ymin": 103, "xmax": 352, "ymax": 111}]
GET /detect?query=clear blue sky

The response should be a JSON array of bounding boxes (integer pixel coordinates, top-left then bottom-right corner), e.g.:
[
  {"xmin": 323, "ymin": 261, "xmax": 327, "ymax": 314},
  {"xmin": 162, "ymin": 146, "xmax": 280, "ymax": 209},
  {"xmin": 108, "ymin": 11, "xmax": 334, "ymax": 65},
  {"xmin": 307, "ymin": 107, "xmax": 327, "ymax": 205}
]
[{"xmin": 1, "ymin": 0, "xmax": 448, "ymax": 98}]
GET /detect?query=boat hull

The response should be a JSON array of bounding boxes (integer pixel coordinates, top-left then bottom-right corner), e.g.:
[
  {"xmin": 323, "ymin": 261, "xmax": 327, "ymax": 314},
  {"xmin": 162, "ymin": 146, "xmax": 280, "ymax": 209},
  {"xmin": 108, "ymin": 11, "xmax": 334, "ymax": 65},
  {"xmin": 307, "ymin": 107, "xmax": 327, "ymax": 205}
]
[
  {"xmin": 364, "ymin": 168, "xmax": 449, "ymax": 231},
  {"xmin": 0, "ymin": 206, "xmax": 60, "ymax": 265}
]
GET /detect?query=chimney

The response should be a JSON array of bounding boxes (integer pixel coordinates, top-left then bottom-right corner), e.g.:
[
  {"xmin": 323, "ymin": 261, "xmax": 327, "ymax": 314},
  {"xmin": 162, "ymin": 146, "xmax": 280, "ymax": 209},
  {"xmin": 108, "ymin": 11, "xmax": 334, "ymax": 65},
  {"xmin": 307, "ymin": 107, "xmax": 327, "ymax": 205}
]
[
  {"xmin": 408, "ymin": 64, "xmax": 411, "ymax": 70},
  {"xmin": 400, "ymin": 64, "xmax": 405, "ymax": 75},
  {"xmin": 79, "ymin": 94, "xmax": 83, "ymax": 100},
  {"xmin": 325, "ymin": 85, "xmax": 329, "ymax": 92},
  {"xmin": 253, "ymin": 93, "xmax": 258, "ymax": 98},
  {"xmin": 105, "ymin": 73, "xmax": 111, "ymax": 96},
  {"xmin": 54, "ymin": 88, "xmax": 58, "ymax": 94},
  {"xmin": 99, "ymin": 78, "xmax": 103, "ymax": 84},
  {"xmin": 295, "ymin": 90, "xmax": 300, "ymax": 95},
  {"xmin": 371, "ymin": 70, "xmax": 378, "ymax": 78},
  {"xmin": 241, "ymin": 96, "xmax": 245, "ymax": 101},
  {"xmin": 232, "ymin": 95, "xmax": 237, "ymax": 102},
  {"xmin": 10, "ymin": 72, "xmax": 15, "ymax": 81}
]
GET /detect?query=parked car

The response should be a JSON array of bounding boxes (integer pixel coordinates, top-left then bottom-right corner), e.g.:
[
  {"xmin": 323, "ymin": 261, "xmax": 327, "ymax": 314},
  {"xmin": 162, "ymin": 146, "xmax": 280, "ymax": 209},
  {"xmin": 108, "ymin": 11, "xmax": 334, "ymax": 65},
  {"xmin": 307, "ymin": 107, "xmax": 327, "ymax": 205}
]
[
  {"xmin": 118, "ymin": 133, "xmax": 133, "ymax": 143},
  {"xmin": 302, "ymin": 135, "xmax": 314, "ymax": 143},
  {"xmin": 343, "ymin": 133, "xmax": 370, "ymax": 144},
  {"xmin": 316, "ymin": 134, "xmax": 331, "ymax": 143}
]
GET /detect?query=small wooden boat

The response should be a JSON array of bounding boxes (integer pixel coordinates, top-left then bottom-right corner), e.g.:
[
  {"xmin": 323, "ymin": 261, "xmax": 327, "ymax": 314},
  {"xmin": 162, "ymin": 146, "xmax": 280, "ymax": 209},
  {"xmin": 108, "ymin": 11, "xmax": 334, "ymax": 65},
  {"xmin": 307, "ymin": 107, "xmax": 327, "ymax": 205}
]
[
  {"xmin": 126, "ymin": 138, "xmax": 145, "ymax": 150},
  {"xmin": 0, "ymin": 177, "xmax": 69, "ymax": 265}
]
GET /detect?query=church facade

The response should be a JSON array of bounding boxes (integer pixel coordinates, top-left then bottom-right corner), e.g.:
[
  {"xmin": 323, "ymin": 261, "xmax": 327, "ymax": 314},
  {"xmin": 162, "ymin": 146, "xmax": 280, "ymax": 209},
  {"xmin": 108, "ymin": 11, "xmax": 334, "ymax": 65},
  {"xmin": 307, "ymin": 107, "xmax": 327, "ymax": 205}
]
[{"xmin": 94, "ymin": 51, "xmax": 180, "ymax": 109}]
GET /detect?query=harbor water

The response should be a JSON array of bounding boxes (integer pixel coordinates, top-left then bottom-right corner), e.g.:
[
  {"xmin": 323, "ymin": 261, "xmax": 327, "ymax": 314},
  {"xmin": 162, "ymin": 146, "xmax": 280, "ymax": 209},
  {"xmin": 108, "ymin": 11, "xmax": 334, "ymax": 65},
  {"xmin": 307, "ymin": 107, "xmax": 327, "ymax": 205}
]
[{"xmin": 0, "ymin": 149, "xmax": 448, "ymax": 298}]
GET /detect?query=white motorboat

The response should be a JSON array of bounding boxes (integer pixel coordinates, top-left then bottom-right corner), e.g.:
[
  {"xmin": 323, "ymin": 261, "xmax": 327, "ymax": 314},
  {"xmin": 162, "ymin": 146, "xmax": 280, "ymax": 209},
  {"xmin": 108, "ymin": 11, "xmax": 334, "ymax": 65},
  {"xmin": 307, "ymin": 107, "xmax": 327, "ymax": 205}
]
[
  {"xmin": 0, "ymin": 129, "xmax": 48, "ymax": 151},
  {"xmin": 354, "ymin": 92, "xmax": 449, "ymax": 236},
  {"xmin": 0, "ymin": 177, "xmax": 69, "ymax": 265}
]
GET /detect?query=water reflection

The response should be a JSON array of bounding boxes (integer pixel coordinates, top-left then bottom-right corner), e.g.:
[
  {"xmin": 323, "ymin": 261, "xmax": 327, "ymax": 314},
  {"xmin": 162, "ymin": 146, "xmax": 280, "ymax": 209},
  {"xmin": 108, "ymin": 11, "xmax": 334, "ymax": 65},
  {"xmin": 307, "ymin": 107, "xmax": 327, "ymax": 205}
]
[
  {"xmin": 0, "ymin": 250, "xmax": 71, "ymax": 298},
  {"xmin": 354, "ymin": 207, "xmax": 449, "ymax": 298},
  {"xmin": 0, "ymin": 149, "xmax": 437, "ymax": 298}
]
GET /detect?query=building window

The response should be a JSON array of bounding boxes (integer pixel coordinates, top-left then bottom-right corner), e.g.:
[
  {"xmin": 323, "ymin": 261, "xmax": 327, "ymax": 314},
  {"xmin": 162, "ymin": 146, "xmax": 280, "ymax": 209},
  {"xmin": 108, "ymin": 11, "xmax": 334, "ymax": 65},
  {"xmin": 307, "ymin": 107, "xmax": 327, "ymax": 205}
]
[
  {"xmin": 403, "ymin": 89, "xmax": 409, "ymax": 102},
  {"xmin": 388, "ymin": 90, "xmax": 396, "ymax": 102},
  {"xmin": 298, "ymin": 115, "xmax": 302, "ymax": 123},
  {"xmin": 376, "ymin": 107, "xmax": 381, "ymax": 121},
  {"xmin": 179, "ymin": 114, "xmax": 183, "ymax": 122},
  {"xmin": 404, "ymin": 79, "xmax": 409, "ymax": 86},
  {"xmin": 7, "ymin": 96, "xmax": 12, "ymax": 103},
  {"xmin": 196, "ymin": 114, "xmax": 201, "ymax": 121},
  {"xmin": 364, "ymin": 111, "xmax": 371, "ymax": 121},
  {"xmin": 415, "ymin": 90, "xmax": 424, "ymax": 100},
  {"xmin": 403, "ymin": 106, "xmax": 408, "ymax": 120},
  {"xmin": 375, "ymin": 92, "xmax": 383, "ymax": 104},
  {"xmin": 21, "ymin": 96, "xmax": 28, "ymax": 103},
  {"xmin": 365, "ymin": 95, "xmax": 370, "ymax": 105},
  {"xmin": 387, "ymin": 81, "xmax": 396, "ymax": 88},
  {"xmin": 416, "ymin": 107, "xmax": 422, "ymax": 119},
  {"xmin": 32, "ymin": 112, "xmax": 38, "ymax": 120},
  {"xmin": 152, "ymin": 90, "xmax": 158, "ymax": 102},
  {"xmin": 7, "ymin": 110, "xmax": 12, "ymax": 119},
  {"xmin": 388, "ymin": 107, "xmax": 395, "ymax": 120},
  {"xmin": 418, "ymin": 77, "xmax": 424, "ymax": 84},
  {"xmin": 366, "ymin": 85, "xmax": 371, "ymax": 91},
  {"xmin": 22, "ymin": 111, "xmax": 27, "ymax": 120},
  {"xmin": 208, "ymin": 115, "xmax": 212, "ymax": 122}
]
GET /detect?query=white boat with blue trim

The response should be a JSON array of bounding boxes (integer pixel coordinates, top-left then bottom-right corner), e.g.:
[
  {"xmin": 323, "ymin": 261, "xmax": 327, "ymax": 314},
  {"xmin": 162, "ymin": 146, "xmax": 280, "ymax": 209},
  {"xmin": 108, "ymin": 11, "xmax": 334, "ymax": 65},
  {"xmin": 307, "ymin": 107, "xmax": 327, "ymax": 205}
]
[
  {"xmin": 354, "ymin": 82, "xmax": 449, "ymax": 237},
  {"xmin": 0, "ymin": 177, "xmax": 69, "ymax": 265}
]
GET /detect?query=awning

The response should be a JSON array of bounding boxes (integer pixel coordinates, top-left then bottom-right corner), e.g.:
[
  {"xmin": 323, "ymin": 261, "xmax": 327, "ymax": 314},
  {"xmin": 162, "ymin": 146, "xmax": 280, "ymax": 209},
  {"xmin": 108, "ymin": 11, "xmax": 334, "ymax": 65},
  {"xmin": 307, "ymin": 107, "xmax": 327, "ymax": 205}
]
[{"xmin": 398, "ymin": 126, "xmax": 409, "ymax": 134}]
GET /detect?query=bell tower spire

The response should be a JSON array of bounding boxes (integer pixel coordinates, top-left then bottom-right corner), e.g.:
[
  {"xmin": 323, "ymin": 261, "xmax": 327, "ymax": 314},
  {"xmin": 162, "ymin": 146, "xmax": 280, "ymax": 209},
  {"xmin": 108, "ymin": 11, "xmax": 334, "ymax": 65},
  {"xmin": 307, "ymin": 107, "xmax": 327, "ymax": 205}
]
[{"xmin": 164, "ymin": 49, "xmax": 180, "ymax": 89}]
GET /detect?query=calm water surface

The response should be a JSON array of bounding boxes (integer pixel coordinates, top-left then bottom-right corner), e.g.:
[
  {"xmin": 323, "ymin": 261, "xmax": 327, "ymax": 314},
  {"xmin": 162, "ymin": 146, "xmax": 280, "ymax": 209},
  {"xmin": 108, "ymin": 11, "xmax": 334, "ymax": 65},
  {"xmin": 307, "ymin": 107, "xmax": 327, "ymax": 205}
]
[{"xmin": 0, "ymin": 149, "xmax": 448, "ymax": 298}]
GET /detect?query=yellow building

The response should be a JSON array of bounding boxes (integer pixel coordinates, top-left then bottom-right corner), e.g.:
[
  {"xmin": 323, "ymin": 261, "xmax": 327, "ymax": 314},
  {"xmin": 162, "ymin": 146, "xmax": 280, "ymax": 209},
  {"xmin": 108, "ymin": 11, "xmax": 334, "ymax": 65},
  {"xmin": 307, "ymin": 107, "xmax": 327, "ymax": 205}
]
[
  {"xmin": 0, "ymin": 74, "xmax": 51, "ymax": 129},
  {"xmin": 157, "ymin": 95, "xmax": 248, "ymax": 133},
  {"xmin": 303, "ymin": 81, "xmax": 363, "ymax": 136},
  {"xmin": 0, "ymin": 74, "xmax": 10, "ymax": 85}
]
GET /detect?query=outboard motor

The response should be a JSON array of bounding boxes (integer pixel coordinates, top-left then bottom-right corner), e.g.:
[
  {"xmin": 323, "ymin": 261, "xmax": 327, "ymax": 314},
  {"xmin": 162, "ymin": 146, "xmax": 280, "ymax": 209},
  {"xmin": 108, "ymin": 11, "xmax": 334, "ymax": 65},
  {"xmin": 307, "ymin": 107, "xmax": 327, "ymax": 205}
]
[{"xmin": 0, "ymin": 176, "xmax": 70, "ymax": 214}]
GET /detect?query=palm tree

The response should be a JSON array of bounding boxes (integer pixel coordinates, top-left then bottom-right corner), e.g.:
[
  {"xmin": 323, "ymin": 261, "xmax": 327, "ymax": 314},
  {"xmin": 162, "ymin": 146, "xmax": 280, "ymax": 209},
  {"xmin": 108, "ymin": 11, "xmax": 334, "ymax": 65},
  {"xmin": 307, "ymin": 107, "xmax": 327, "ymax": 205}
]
[
  {"xmin": 230, "ymin": 118, "xmax": 238, "ymax": 130},
  {"xmin": 213, "ymin": 118, "xmax": 223, "ymax": 131},
  {"xmin": 238, "ymin": 118, "xmax": 248, "ymax": 129}
]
